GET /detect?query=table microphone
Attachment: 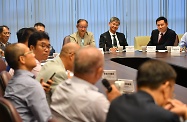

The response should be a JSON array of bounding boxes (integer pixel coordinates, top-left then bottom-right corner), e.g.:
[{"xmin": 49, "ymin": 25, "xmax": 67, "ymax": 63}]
[{"xmin": 102, "ymin": 79, "xmax": 112, "ymax": 92}]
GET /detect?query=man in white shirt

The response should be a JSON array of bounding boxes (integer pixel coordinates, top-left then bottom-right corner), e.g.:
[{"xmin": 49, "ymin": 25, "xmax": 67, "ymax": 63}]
[{"xmin": 50, "ymin": 46, "xmax": 120, "ymax": 122}]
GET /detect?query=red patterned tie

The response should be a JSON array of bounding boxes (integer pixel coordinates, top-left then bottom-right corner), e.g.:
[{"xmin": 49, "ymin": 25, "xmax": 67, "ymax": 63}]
[{"xmin": 158, "ymin": 33, "xmax": 163, "ymax": 43}]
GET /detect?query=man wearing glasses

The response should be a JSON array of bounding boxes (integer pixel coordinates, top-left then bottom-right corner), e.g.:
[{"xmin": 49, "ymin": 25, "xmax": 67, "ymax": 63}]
[
  {"xmin": 99, "ymin": 17, "xmax": 128, "ymax": 52},
  {"xmin": 70, "ymin": 19, "xmax": 96, "ymax": 47},
  {"xmin": 4, "ymin": 43, "xmax": 54, "ymax": 122},
  {"xmin": 28, "ymin": 31, "xmax": 51, "ymax": 76},
  {"xmin": 0, "ymin": 25, "xmax": 11, "ymax": 56},
  {"xmin": 34, "ymin": 22, "xmax": 56, "ymax": 56}
]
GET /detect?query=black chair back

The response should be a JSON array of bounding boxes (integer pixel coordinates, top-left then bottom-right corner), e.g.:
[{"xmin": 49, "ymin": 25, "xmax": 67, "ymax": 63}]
[
  {"xmin": 0, "ymin": 58, "xmax": 6, "ymax": 73},
  {"xmin": 0, "ymin": 97, "xmax": 22, "ymax": 122}
]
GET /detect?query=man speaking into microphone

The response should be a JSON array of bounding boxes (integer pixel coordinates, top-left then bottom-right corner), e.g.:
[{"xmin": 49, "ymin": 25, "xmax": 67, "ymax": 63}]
[{"xmin": 50, "ymin": 46, "xmax": 120, "ymax": 122}]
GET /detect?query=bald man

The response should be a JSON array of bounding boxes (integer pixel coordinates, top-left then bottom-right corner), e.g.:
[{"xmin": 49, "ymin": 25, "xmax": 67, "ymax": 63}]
[
  {"xmin": 36, "ymin": 42, "xmax": 80, "ymax": 104},
  {"xmin": 50, "ymin": 47, "xmax": 120, "ymax": 122},
  {"xmin": 4, "ymin": 43, "xmax": 52, "ymax": 122}
]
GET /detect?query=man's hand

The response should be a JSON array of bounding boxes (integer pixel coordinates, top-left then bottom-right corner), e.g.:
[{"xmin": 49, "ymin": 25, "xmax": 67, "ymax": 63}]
[
  {"xmin": 165, "ymin": 99, "xmax": 187, "ymax": 120},
  {"xmin": 109, "ymin": 48, "xmax": 117, "ymax": 53},
  {"xmin": 106, "ymin": 84, "xmax": 121, "ymax": 102},
  {"xmin": 40, "ymin": 78, "xmax": 53, "ymax": 92}
]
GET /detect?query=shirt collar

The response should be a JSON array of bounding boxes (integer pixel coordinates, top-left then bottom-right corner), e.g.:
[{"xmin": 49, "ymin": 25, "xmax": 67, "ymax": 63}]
[
  {"xmin": 76, "ymin": 31, "xmax": 88, "ymax": 38},
  {"xmin": 159, "ymin": 30, "xmax": 167, "ymax": 35},
  {"xmin": 109, "ymin": 30, "xmax": 116, "ymax": 36},
  {"xmin": 66, "ymin": 76, "xmax": 98, "ymax": 91},
  {"xmin": 14, "ymin": 69, "xmax": 35, "ymax": 79}
]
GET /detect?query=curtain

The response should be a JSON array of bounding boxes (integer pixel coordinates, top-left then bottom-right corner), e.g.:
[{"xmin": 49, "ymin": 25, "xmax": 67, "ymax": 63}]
[{"xmin": 0, "ymin": 0, "xmax": 186, "ymax": 52}]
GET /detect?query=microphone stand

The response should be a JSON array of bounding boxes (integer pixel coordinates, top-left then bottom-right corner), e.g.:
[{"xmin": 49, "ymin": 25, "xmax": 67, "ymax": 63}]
[{"xmin": 104, "ymin": 38, "xmax": 109, "ymax": 54}]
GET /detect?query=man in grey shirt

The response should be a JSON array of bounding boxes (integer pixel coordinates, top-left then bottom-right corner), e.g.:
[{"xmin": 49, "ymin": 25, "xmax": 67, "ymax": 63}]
[{"xmin": 4, "ymin": 43, "xmax": 53, "ymax": 122}]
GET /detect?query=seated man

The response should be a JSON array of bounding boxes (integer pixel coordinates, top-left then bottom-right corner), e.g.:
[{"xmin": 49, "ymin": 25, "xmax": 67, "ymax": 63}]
[
  {"xmin": 28, "ymin": 31, "xmax": 51, "ymax": 76},
  {"xmin": 179, "ymin": 32, "xmax": 187, "ymax": 51},
  {"xmin": 106, "ymin": 60, "xmax": 181, "ymax": 122},
  {"xmin": 147, "ymin": 16, "xmax": 176, "ymax": 50},
  {"xmin": 34, "ymin": 22, "xmax": 55, "ymax": 56},
  {"xmin": 0, "ymin": 25, "xmax": 11, "ymax": 55},
  {"xmin": 4, "ymin": 43, "xmax": 52, "ymax": 122},
  {"xmin": 17, "ymin": 27, "xmax": 36, "ymax": 46},
  {"xmin": 8, "ymin": 27, "xmax": 37, "ymax": 76},
  {"xmin": 70, "ymin": 19, "xmax": 96, "ymax": 47},
  {"xmin": 50, "ymin": 47, "xmax": 120, "ymax": 122},
  {"xmin": 99, "ymin": 17, "xmax": 128, "ymax": 52},
  {"xmin": 36, "ymin": 42, "xmax": 80, "ymax": 104}
]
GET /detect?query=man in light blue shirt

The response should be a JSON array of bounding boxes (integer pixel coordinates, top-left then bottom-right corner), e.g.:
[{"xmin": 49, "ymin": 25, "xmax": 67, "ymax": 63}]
[
  {"xmin": 179, "ymin": 32, "xmax": 187, "ymax": 50},
  {"xmin": 4, "ymin": 43, "xmax": 53, "ymax": 122}
]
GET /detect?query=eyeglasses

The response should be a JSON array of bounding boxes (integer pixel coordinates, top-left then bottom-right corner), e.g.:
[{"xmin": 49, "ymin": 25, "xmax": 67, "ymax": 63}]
[
  {"xmin": 78, "ymin": 26, "xmax": 87, "ymax": 29},
  {"xmin": 23, "ymin": 51, "xmax": 33, "ymax": 56},
  {"xmin": 3, "ymin": 32, "xmax": 11, "ymax": 35},
  {"xmin": 39, "ymin": 43, "xmax": 52, "ymax": 50},
  {"xmin": 18, "ymin": 51, "xmax": 33, "ymax": 61}
]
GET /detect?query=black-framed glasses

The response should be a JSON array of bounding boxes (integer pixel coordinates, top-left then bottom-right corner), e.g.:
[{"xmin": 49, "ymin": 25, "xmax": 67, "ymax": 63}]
[{"xmin": 39, "ymin": 43, "xmax": 52, "ymax": 50}]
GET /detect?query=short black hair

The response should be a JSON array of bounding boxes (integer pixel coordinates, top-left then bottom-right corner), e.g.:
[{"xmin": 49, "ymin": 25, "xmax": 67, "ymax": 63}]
[
  {"xmin": 0, "ymin": 25, "xmax": 9, "ymax": 33},
  {"xmin": 77, "ymin": 19, "xmax": 88, "ymax": 25},
  {"xmin": 34, "ymin": 22, "xmax": 45, "ymax": 28},
  {"xmin": 137, "ymin": 60, "xmax": 176, "ymax": 89},
  {"xmin": 17, "ymin": 27, "xmax": 36, "ymax": 43},
  {"xmin": 156, "ymin": 16, "xmax": 168, "ymax": 24},
  {"xmin": 109, "ymin": 17, "xmax": 120, "ymax": 25},
  {"xmin": 28, "ymin": 31, "xmax": 49, "ymax": 48}
]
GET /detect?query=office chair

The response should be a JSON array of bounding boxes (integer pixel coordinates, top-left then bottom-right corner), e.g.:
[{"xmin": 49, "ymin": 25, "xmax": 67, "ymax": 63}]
[
  {"xmin": 0, "ymin": 97, "xmax": 22, "ymax": 122},
  {"xmin": 174, "ymin": 35, "xmax": 179, "ymax": 46},
  {"xmin": 134, "ymin": 36, "xmax": 150, "ymax": 50},
  {"xmin": 0, "ymin": 71, "xmax": 11, "ymax": 91},
  {"xmin": 178, "ymin": 34, "xmax": 183, "ymax": 42},
  {"xmin": 62, "ymin": 35, "xmax": 70, "ymax": 46},
  {"xmin": 0, "ymin": 58, "xmax": 6, "ymax": 73},
  {"xmin": 0, "ymin": 83, "xmax": 4, "ymax": 97}
]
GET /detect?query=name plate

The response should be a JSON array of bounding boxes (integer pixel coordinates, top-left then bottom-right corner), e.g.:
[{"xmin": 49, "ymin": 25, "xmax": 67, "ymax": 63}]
[
  {"xmin": 98, "ymin": 48, "xmax": 104, "ymax": 55},
  {"xmin": 147, "ymin": 46, "xmax": 156, "ymax": 52},
  {"xmin": 171, "ymin": 46, "xmax": 180, "ymax": 53},
  {"xmin": 118, "ymin": 79, "xmax": 135, "ymax": 93},
  {"xmin": 102, "ymin": 70, "xmax": 117, "ymax": 81},
  {"xmin": 125, "ymin": 46, "xmax": 134, "ymax": 52}
]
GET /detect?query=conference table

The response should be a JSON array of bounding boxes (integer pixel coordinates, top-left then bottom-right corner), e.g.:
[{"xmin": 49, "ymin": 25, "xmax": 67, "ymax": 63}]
[{"xmin": 99, "ymin": 51, "xmax": 187, "ymax": 104}]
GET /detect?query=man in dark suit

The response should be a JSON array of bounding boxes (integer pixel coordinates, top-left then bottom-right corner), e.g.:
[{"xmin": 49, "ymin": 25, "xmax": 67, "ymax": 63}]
[
  {"xmin": 99, "ymin": 17, "xmax": 128, "ymax": 52},
  {"xmin": 147, "ymin": 16, "xmax": 177, "ymax": 50},
  {"xmin": 106, "ymin": 60, "xmax": 182, "ymax": 122},
  {"xmin": 0, "ymin": 25, "xmax": 11, "ymax": 56}
]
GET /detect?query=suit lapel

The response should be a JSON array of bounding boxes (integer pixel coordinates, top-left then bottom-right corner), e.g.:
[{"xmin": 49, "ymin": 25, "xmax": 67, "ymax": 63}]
[{"xmin": 106, "ymin": 31, "xmax": 113, "ymax": 46}]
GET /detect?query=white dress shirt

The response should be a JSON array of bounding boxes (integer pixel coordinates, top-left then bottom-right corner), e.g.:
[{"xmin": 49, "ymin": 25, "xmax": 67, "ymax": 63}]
[
  {"xmin": 109, "ymin": 30, "xmax": 120, "ymax": 47},
  {"xmin": 50, "ymin": 76, "xmax": 109, "ymax": 122}
]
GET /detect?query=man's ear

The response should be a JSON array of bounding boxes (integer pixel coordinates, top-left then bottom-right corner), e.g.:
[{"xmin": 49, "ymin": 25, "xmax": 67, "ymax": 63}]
[
  {"xmin": 95, "ymin": 67, "xmax": 103, "ymax": 79},
  {"xmin": 29, "ymin": 45, "xmax": 35, "ymax": 51},
  {"xmin": 161, "ymin": 81, "xmax": 170, "ymax": 99},
  {"xmin": 19, "ymin": 56, "xmax": 26, "ymax": 65},
  {"xmin": 69, "ymin": 53, "xmax": 74, "ymax": 61}
]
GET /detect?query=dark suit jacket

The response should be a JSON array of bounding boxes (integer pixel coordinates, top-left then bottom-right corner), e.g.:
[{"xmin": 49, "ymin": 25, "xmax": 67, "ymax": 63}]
[
  {"xmin": 0, "ymin": 42, "xmax": 11, "ymax": 51},
  {"xmin": 99, "ymin": 31, "xmax": 128, "ymax": 51},
  {"xmin": 106, "ymin": 90, "xmax": 180, "ymax": 122},
  {"xmin": 147, "ymin": 28, "xmax": 176, "ymax": 50}
]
